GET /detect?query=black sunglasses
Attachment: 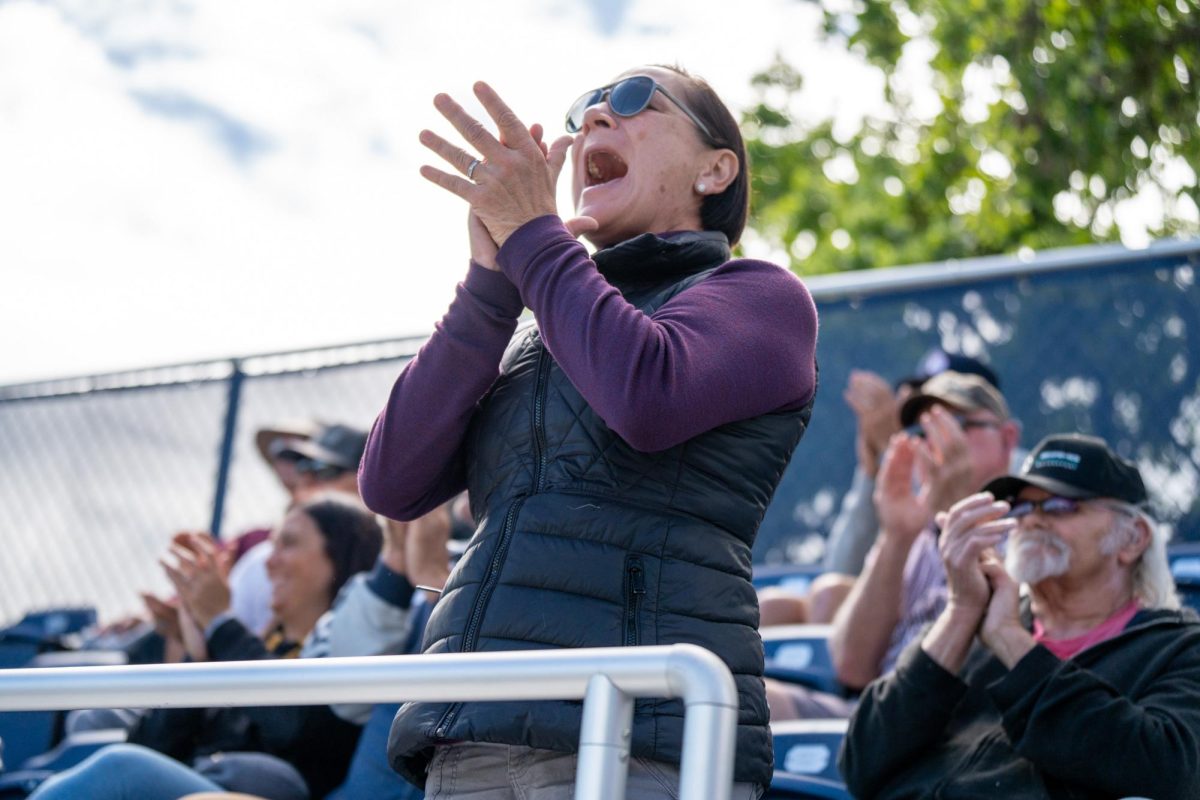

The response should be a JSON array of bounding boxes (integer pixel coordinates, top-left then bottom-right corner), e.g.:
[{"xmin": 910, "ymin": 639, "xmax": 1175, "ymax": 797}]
[
  {"xmin": 1006, "ymin": 496, "xmax": 1084, "ymax": 519},
  {"xmin": 565, "ymin": 75, "xmax": 712, "ymax": 138},
  {"xmin": 1007, "ymin": 495, "xmax": 1137, "ymax": 520},
  {"xmin": 295, "ymin": 457, "xmax": 350, "ymax": 482}
]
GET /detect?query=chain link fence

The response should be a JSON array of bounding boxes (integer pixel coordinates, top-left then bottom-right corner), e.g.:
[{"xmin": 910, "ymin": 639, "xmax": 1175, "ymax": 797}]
[{"xmin": 2, "ymin": 241, "xmax": 1198, "ymax": 625}]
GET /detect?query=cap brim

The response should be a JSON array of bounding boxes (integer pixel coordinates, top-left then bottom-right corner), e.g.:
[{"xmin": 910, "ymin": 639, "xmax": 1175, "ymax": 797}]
[
  {"xmin": 255, "ymin": 423, "xmax": 316, "ymax": 464},
  {"xmin": 982, "ymin": 474, "xmax": 1099, "ymax": 502},
  {"xmin": 899, "ymin": 395, "xmax": 970, "ymax": 428}
]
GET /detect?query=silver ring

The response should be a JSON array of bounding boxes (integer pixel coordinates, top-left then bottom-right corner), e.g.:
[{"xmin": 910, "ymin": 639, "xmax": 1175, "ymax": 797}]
[{"xmin": 466, "ymin": 158, "xmax": 481, "ymax": 180}]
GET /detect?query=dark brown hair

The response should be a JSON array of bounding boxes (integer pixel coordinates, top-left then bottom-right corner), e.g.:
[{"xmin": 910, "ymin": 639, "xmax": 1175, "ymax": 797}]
[
  {"xmin": 658, "ymin": 65, "xmax": 750, "ymax": 245},
  {"xmin": 299, "ymin": 492, "xmax": 382, "ymax": 604}
]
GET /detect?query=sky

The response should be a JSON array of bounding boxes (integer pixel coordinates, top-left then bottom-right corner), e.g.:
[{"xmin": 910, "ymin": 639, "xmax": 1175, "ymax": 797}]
[{"xmin": 0, "ymin": 0, "xmax": 891, "ymax": 385}]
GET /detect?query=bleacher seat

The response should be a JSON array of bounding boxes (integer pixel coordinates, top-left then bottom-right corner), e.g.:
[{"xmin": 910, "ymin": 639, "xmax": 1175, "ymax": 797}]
[
  {"xmin": 761, "ymin": 624, "xmax": 845, "ymax": 696},
  {"xmin": 766, "ymin": 719, "xmax": 850, "ymax": 799},
  {"xmin": 753, "ymin": 563, "xmax": 826, "ymax": 595}
]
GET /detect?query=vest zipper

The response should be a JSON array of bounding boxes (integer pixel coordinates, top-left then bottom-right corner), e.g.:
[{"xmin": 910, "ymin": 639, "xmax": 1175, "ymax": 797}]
[
  {"xmin": 433, "ymin": 341, "xmax": 551, "ymax": 738},
  {"xmin": 624, "ymin": 555, "xmax": 646, "ymax": 647},
  {"xmin": 432, "ymin": 497, "xmax": 525, "ymax": 739},
  {"xmin": 532, "ymin": 345, "xmax": 550, "ymax": 493}
]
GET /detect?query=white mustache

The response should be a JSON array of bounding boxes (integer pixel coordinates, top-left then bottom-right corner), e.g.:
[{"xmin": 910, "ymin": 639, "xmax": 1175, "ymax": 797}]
[
  {"xmin": 1005, "ymin": 527, "xmax": 1072, "ymax": 584},
  {"xmin": 1011, "ymin": 527, "xmax": 1070, "ymax": 555}
]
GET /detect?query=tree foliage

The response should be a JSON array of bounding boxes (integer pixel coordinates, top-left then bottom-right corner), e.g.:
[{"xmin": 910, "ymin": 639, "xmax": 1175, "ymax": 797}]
[{"xmin": 744, "ymin": 0, "xmax": 1200, "ymax": 273}]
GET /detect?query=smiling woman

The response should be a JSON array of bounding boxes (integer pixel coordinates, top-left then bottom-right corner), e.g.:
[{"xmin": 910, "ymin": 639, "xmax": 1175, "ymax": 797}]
[
  {"xmin": 360, "ymin": 64, "xmax": 819, "ymax": 799},
  {"xmin": 26, "ymin": 492, "xmax": 384, "ymax": 800}
]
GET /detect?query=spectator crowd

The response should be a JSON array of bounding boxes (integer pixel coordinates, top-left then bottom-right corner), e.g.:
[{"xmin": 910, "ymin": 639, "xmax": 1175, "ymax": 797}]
[{"xmin": 3, "ymin": 57, "xmax": 1198, "ymax": 800}]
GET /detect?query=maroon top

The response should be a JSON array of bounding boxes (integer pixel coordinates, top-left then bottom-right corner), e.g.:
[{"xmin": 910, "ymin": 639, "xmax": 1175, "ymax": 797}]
[{"xmin": 359, "ymin": 215, "xmax": 818, "ymax": 521}]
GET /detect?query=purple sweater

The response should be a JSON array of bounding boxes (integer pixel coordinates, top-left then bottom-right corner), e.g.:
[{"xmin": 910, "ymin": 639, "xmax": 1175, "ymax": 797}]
[{"xmin": 359, "ymin": 215, "xmax": 818, "ymax": 521}]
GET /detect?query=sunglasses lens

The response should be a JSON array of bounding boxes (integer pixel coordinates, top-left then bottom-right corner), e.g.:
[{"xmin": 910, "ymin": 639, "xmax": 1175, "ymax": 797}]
[
  {"xmin": 608, "ymin": 76, "xmax": 655, "ymax": 117},
  {"xmin": 1007, "ymin": 497, "xmax": 1080, "ymax": 519},
  {"xmin": 566, "ymin": 89, "xmax": 603, "ymax": 133},
  {"xmin": 1043, "ymin": 497, "xmax": 1079, "ymax": 515},
  {"xmin": 1007, "ymin": 501, "xmax": 1033, "ymax": 519}
]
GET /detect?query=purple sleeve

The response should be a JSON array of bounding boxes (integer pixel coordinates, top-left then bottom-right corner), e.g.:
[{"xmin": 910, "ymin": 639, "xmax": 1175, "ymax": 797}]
[
  {"xmin": 358, "ymin": 262, "xmax": 524, "ymax": 520},
  {"xmin": 497, "ymin": 215, "xmax": 818, "ymax": 452}
]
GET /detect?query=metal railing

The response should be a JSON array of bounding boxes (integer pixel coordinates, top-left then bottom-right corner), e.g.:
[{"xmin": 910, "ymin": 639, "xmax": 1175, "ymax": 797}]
[{"xmin": 0, "ymin": 644, "xmax": 738, "ymax": 800}]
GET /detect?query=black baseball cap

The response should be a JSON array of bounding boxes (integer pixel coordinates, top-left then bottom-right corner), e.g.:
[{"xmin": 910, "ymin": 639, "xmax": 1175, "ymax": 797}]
[
  {"xmin": 273, "ymin": 422, "xmax": 368, "ymax": 471},
  {"xmin": 898, "ymin": 349, "xmax": 1001, "ymax": 391},
  {"xmin": 983, "ymin": 433, "xmax": 1148, "ymax": 507}
]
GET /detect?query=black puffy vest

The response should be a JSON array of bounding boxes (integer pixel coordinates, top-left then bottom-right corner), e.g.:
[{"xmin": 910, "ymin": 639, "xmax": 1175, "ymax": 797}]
[{"xmin": 388, "ymin": 231, "xmax": 814, "ymax": 787}]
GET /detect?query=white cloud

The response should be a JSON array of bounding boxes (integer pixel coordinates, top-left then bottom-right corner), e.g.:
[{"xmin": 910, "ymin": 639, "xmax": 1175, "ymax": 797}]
[{"xmin": 0, "ymin": 0, "xmax": 869, "ymax": 384}]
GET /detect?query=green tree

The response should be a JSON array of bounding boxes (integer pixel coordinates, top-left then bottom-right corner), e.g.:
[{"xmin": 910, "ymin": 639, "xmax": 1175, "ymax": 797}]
[{"xmin": 745, "ymin": 0, "xmax": 1200, "ymax": 274}]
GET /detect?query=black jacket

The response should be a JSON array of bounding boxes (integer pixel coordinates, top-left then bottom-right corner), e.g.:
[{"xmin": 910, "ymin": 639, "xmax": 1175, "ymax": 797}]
[
  {"xmin": 387, "ymin": 232, "xmax": 814, "ymax": 787},
  {"xmin": 129, "ymin": 618, "xmax": 362, "ymax": 799},
  {"xmin": 839, "ymin": 607, "xmax": 1200, "ymax": 799}
]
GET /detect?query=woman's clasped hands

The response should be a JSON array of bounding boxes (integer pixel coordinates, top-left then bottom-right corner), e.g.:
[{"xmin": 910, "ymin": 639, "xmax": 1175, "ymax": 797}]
[{"xmin": 418, "ymin": 81, "xmax": 597, "ymax": 266}]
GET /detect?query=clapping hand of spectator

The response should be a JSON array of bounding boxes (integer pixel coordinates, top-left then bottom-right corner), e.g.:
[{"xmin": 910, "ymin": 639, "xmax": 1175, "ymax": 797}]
[
  {"xmin": 935, "ymin": 493, "xmax": 1015, "ymax": 624},
  {"xmin": 380, "ymin": 504, "xmax": 453, "ymax": 604},
  {"xmin": 407, "ymin": 504, "xmax": 452, "ymax": 603},
  {"xmin": 160, "ymin": 531, "xmax": 233, "ymax": 633},
  {"xmin": 979, "ymin": 554, "xmax": 1034, "ymax": 668},
  {"xmin": 914, "ymin": 406, "xmax": 978, "ymax": 514},
  {"xmin": 874, "ymin": 434, "xmax": 935, "ymax": 547},
  {"xmin": 140, "ymin": 591, "xmax": 186, "ymax": 663},
  {"xmin": 845, "ymin": 370, "xmax": 901, "ymax": 480}
]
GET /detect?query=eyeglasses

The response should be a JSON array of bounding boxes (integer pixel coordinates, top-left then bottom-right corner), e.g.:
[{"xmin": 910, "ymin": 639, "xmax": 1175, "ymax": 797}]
[
  {"xmin": 904, "ymin": 415, "xmax": 1002, "ymax": 439},
  {"xmin": 1006, "ymin": 496, "xmax": 1084, "ymax": 519},
  {"xmin": 1006, "ymin": 496, "xmax": 1137, "ymax": 520},
  {"xmin": 565, "ymin": 75, "xmax": 712, "ymax": 138}
]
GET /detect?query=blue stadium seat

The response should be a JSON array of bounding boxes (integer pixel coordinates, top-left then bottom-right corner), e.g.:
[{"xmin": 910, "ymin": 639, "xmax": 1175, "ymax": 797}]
[
  {"xmin": 766, "ymin": 719, "xmax": 850, "ymax": 799},
  {"xmin": 761, "ymin": 625, "xmax": 845, "ymax": 696},
  {"xmin": 0, "ymin": 608, "xmax": 126, "ymax": 774},
  {"xmin": 753, "ymin": 563, "xmax": 826, "ymax": 595}
]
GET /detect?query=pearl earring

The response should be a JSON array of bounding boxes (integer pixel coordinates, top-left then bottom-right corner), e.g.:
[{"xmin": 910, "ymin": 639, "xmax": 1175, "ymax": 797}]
[{"xmin": 696, "ymin": 182, "xmax": 706, "ymax": 193}]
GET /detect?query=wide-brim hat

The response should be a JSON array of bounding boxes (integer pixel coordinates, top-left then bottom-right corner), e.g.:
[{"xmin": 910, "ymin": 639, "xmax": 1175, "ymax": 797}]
[
  {"xmin": 254, "ymin": 420, "xmax": 319, "ymax": 464},
  {"xmin": 983, "ymin": 433, "xmax": 1148, "ymax": 507}
]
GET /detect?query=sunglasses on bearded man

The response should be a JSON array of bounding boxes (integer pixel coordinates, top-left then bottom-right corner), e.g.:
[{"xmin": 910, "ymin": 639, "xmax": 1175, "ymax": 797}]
[{"xmin": 1005, "ymin": 496, "xmax": 1139, "ymax": 520}]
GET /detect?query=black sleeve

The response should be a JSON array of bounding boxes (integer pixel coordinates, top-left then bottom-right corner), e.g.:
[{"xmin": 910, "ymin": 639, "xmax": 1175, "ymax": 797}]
[
  {"xmin": 838, "ymin": 643, "xmax": 967, "ymax": 798},
  {"xmin": 127, "ymin": 705, "xmax": 209, "ymax": 760},
  {"xmin": 204, "ymin": 618, "xmax": 359, "ymax": 754},
  {"xmin": 988, "ymin": 642, "xmax": 1200, "ymax": 800},
  {"xmin": 205, "ymin": 618, "xmax": 275, "ymax": 661}
]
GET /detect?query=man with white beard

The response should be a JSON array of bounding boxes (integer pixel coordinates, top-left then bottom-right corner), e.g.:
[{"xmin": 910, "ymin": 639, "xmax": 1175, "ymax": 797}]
[{"xmin": 839, "ymin": 433, "xmax": 1200, "ymax": 800}]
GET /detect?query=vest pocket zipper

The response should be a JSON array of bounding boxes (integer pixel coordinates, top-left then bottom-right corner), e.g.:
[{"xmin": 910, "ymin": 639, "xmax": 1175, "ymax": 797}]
[{"xmin": 623, "ymin": 555, "xmax": 646, "ymax": 647}]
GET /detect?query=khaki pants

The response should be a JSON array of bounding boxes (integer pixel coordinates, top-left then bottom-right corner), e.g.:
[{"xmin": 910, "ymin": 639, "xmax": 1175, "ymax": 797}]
[{"xmin": 425, "ymin": 742, "xmax": 764, "ymax": 800}]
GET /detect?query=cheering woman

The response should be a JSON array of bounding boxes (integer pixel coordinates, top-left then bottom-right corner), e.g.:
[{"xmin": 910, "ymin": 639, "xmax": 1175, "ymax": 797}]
[{"xmin": 360, "ymin": 65, "xmax": 818, "ymax": 799}]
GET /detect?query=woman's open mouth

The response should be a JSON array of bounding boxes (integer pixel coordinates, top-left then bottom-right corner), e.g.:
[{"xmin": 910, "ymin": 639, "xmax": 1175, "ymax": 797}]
[{"xmin": 585, "ymin": 150, "xmax": 628, "ymax": 187}]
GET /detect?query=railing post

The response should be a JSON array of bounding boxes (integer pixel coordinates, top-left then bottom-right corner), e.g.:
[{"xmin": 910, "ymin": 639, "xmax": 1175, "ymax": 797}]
[
  {"xmin": 669, "ymin": 646, "xmax": 739, "ymax": 800},
  {"xmin": 208, "ymin": 360, "xmax": 244, "ymax": 538},
  {"xmin": 575, "ymin": 673, "xmax": 634, "ymax": 800}
]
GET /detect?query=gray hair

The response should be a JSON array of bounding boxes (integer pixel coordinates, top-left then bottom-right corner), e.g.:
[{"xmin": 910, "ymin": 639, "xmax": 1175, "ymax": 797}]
[{"xmin": 1104, "ymin": 505, "xmax": 1179, "ymax": 610}]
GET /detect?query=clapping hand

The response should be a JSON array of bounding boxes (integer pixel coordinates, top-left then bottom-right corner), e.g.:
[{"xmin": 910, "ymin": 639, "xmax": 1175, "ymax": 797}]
[
  {"xmin": 159, "ymin": 532, "xmax": 232, "ymax": 632},
  {"xmin": 844, "ymin": 370, "xmax": 901, "ymax": 480},
  {"xmin": 914, "ymin": 406, "xmax": 978, "ymax": 514},
  {"xmin": 936, "ymin": 493, "xmax": 1015, "ymax": 623},
  {"xmin": 874, "ymin": 434, "xmax": 935, "ymax": 547},
  {"xmin": 420, "ymin": 82, "xmax": 597, "ymax": 251}
]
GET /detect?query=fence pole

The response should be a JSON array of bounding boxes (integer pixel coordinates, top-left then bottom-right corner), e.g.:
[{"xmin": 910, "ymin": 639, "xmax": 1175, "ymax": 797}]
[
  {"xmin": 208, "ymin": 360, "xmax": 244, "ymax": 538},
  {"xmin": 575, "ymin": 673, "xmax": 634, "ymax": 800}
]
